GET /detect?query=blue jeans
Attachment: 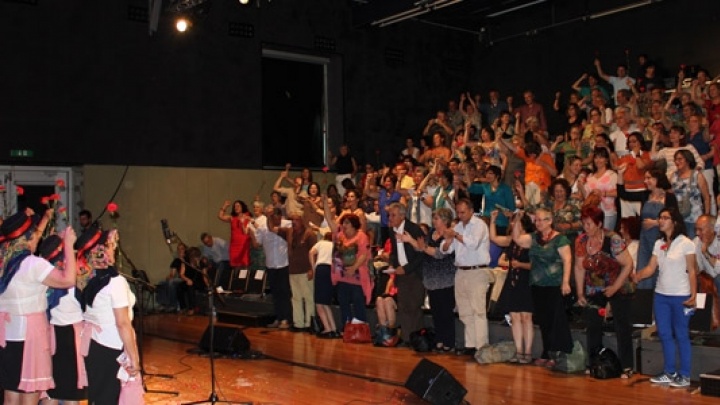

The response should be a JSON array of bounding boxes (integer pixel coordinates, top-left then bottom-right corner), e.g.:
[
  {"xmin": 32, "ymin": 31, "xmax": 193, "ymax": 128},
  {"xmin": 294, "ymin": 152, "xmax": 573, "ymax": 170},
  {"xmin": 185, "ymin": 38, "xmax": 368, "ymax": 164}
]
[
  {"xmin": 337, "ymin": 282, "xmax": 367, "ymax": 324},
  {"xmin": 654, "ymin": 292, "xmax": 692, "ymax": 378}
]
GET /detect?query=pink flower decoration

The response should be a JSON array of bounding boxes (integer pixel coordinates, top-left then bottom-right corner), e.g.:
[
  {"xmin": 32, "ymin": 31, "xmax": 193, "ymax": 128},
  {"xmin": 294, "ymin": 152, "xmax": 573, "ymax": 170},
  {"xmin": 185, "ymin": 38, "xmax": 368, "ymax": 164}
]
[
  {"xmin": 107, "ymin": 202, "xmax": 119, "ymax": 213},
  {"xmin": 322, "ymin": 166, "xmax": 329, "ymax": 173},
  {"xmin": 16, "ymin": 186, "xmax": 24, "ymax": 196}
]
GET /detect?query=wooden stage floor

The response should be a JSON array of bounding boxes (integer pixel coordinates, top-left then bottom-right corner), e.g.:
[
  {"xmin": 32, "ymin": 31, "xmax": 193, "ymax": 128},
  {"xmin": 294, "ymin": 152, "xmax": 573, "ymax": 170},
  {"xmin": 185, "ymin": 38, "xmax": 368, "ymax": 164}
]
[{"xmin": 140, "ymin": 313, "xmax": 717, "ymax": 405}]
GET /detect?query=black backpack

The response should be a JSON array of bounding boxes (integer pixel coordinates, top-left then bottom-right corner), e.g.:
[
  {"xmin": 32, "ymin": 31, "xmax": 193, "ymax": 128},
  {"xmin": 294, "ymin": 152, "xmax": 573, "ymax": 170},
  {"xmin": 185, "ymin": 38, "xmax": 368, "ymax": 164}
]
[
  {"xmin": 589, "ymin": 347, "xmax": 622, "ymax": 379},
  {"xmin": 410, "ymin": 328, "xmax": 436, "ymax": 352}
]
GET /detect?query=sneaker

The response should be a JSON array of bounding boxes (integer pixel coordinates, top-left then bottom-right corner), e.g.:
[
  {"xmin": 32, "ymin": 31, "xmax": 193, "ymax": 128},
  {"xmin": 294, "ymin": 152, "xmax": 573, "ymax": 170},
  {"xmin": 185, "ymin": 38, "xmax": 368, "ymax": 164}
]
[
  {"xmin": 669, "ymin": 375, "xmax": 691, "ymax": 388},
  {"xmin": 649, "ymin": 372, "xmax": 676, "ymax": 384}
]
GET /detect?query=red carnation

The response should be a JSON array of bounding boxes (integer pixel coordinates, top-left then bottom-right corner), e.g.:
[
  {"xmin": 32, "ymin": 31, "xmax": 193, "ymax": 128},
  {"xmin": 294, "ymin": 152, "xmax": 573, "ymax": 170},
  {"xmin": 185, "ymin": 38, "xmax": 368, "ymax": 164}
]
[
  {"xmin": 0, "ymin": 185, "xmax": 5, "ymax": 192},
  {"xmin": 107, "ymin": 202, "xmax": 118, "ymax": 213},
  {"xmin": 322, "ymin": 166, "xmax": 329, "ymax": 173},
  {"xmin": 514, "ymin": 170, "xmax": 522, "ymax": 179},
  {"xmin": 598, "ymin": 308, "xmax": 606, "ymax": 317},
  {"xmin": 41, "ymin": 196, "xmax": 50, "ymax": 205},
  {"xmin": 49, "ymin": 193, "xmax": 61, "ymax": 201},
  {"xmin": 16, "ymin": 186, "xmax": 24, "ymax": 196},
  {"xmin": 58, "ymin": 207, "xmax": 67, "ymax": 214},
  {"xmin": 56, "ymin": 179, "xmax": 65, "ymax": 188}
]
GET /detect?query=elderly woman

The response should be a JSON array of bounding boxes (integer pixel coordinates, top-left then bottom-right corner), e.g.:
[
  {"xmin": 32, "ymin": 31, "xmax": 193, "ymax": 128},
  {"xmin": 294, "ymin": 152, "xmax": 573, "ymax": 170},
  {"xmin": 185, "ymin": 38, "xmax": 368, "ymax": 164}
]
[
  {"xmin": 517, "ymin": 178, "xmax": 582, "ymax": 242},
  {"xmin": 672, "ymin": 149, "xmax": 710, "ymax": 238},
  {"xmin": 635, "ymin": 207, "xmax": 697, "ymax": 388},
  {"xmin": 323, "ymin": 198, "xmax": 373, "ymax": 325},
  {"xmin": 81, "ymin": 227, "xmax": 141, "ymax": 404},
  {"xmin": 0, "ymin": 212, "xmax": 77, "ymax": 405},
  {"xmin": 513, "ymin": 207, "xmax": 573, "ymax": 367},
  {"xmin": 491, "ymin": 210, "xmax": 535, "ymax": 364},
  {"xmin": 575, "ymin": 206, "xmax": 635, "ymax": 378},
  {"xmin": 401, "ymin": 208, "xmax": 456, "ymax": 352}
]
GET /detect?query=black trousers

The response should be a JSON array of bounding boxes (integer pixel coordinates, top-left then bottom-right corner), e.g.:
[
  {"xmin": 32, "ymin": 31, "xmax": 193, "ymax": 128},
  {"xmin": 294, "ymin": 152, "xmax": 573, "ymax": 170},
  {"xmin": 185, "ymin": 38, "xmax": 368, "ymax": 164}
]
[
  {"xmin": 267, "ymin": 266, "xmax": 292, "ymax": 322},
  {"xmin": 584, "ymin": 294, "xmax": 635, "ymax": 369},
  {"xmin": 85, "ymin": 340, "xmax": 122, "ymax": 405},
  {"xmin": 428, "ymin": 286, "xmax": 456, "ymax": 348},
  {"xmin": 531, "ymin": 285, "xmax": 573, "ymax": 358}
]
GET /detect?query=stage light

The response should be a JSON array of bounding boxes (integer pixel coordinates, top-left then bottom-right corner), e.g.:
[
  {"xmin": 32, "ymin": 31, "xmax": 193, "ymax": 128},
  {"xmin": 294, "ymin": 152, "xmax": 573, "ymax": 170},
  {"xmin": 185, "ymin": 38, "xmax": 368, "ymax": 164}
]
[{"xmin": 176, "ymin": 18, "xmax": 190, "ymax": 32}]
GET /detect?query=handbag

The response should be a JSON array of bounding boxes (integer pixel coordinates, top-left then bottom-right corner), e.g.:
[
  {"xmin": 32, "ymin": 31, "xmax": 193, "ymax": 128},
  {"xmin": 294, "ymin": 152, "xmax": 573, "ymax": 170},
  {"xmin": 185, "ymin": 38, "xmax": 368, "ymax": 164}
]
[
  {"xmin": 589, "ymin": 347, "xmax": 622, "ymax": 379},
  {"xmin": 343, "ymin": 322, "xmax": 372, "ymax": 344},
  {"xmin": 676, "ymin": 171, "xmax": 696, "ymax": 218},
  {"xmin": 551, "ymin": 340, "xmax": 587, "ymax": 374},
  {"xmin": 409, "ymin": 328, "xmax": 436, "ymax": 352},
  {"xmin": 474, "ymin": 341, "xmax": 517, "ymax": 364}
]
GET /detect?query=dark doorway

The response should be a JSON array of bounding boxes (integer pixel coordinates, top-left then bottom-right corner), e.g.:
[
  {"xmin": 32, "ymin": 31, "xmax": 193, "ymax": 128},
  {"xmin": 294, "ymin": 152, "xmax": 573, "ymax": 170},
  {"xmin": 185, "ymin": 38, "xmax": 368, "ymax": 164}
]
[
  {"xmin": 261, "ymin": 57, "xmax": 325, "ymax": 169},
  {"xmin": 16, "ymin": 184, "xmax": 54, "ymax": 218}
]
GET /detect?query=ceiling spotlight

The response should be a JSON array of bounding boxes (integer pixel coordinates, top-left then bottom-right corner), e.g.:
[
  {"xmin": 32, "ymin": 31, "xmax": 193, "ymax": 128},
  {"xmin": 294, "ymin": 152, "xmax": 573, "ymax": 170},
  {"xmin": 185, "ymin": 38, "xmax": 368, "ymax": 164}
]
[
  {"xmin": 175, "ymin": 18, "xmax": 190, "ymax": 32},
  {"xmin": 239, "ymin": 0, "xmax": 249, "ymax": 4}
]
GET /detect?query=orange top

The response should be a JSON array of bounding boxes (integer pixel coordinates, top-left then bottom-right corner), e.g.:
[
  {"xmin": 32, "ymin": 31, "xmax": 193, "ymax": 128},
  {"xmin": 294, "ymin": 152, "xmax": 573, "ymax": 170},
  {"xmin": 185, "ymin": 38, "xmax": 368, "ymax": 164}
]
[
  {"xmin": 517, "ymin": 149, "xmax": 556, "ymax": 191},
  {"xmin": 617, "ymin": 151, "xmax": 650, "ymax": 190}
]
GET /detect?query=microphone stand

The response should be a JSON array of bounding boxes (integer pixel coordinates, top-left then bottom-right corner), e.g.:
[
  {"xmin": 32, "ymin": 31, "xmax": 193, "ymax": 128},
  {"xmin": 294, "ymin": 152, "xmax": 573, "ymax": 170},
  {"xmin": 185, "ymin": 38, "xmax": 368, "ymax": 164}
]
[
  {"xmin": 118, "ymin": 245, "xmax": 179, "ymax": 397},
  {"xmin": 183, "ymin": 262, "xmax": 249, "ymax": 405}
]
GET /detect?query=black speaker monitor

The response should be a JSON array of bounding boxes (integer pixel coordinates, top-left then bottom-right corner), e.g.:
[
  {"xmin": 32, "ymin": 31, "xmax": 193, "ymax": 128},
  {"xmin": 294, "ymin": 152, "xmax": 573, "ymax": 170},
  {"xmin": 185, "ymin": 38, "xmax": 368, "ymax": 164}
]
[
  {"xmin": 199, "ymin": 326, "xmax": 251, "ymax": 355},
  {"xmin": 405, "ymin": 359, "xmax": 467, "ymax": 405}
]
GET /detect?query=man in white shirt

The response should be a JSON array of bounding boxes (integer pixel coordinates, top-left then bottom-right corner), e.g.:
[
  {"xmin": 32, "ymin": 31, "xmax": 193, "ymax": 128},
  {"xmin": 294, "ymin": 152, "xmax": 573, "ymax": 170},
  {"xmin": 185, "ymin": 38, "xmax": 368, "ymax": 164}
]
[
  {"xmin": 594, "ymin": 58, "xmax": 636, "ymax": 102},
  {"xmin": 387, "ymin": 202, "xmax": 426, "ymax": 345},
  {"xmin": 441, "ymin": 198, "xmax": 492, "ymax": 355},
  {"xmin": 254, "ymin": 206, "xmax": 293, "ymax": 328},
  {"xmin": 694, "ymin": 215, "xmax": 720, "ymax": 293}
]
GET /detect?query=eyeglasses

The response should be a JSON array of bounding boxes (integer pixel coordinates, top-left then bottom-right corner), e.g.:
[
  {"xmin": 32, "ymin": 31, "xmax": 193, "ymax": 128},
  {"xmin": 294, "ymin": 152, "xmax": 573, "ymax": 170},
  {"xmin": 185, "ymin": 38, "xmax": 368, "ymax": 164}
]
[{"xmin": 658, "ymin": 215, "xmax": 672, "ymax": 221}]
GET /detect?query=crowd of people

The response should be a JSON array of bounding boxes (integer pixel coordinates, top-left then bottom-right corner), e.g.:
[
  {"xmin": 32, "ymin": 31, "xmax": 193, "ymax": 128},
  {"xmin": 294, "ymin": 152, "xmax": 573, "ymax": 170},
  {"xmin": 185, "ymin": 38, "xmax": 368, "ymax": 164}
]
[
  {"xmin": 178, "ymin": 54, "xmax": 715, "ymax": 388},
  {"xmin": 4, "ymin": 53, "xmax": 719, "ymax": 404}
]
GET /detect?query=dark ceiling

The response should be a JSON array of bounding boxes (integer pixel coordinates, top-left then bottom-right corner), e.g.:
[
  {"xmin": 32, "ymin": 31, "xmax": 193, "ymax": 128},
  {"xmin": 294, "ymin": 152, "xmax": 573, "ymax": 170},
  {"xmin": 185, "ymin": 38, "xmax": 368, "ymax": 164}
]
[{"xmin": 349, "ymin": 0, "xmax": 668, "ymax": 44}]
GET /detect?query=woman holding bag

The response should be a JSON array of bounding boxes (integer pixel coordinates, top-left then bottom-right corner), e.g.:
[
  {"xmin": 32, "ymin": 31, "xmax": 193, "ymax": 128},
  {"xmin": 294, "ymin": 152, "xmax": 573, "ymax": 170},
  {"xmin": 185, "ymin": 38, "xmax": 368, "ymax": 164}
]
[{"xmin": 574, "ymin": 206, "xmax": 635, "ymax": 378}]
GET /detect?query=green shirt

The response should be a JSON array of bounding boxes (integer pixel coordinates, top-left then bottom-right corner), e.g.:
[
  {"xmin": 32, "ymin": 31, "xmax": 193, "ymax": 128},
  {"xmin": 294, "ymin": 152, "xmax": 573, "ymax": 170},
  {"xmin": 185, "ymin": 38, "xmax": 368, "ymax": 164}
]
[{"xmin": 529, "ymin": 233, "xmax": 570, "ymax": 286}]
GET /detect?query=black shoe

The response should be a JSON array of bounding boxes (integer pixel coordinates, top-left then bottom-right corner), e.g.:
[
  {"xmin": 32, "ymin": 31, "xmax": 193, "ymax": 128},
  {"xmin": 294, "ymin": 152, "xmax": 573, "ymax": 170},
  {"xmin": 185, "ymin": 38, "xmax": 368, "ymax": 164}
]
[
  {"xmin": 455, "ymin": 347, "xmax": 476, "ymax": 356},
  {"xmin": 289, "ymin": 326, "xmax": 306, "ymax": 333}
]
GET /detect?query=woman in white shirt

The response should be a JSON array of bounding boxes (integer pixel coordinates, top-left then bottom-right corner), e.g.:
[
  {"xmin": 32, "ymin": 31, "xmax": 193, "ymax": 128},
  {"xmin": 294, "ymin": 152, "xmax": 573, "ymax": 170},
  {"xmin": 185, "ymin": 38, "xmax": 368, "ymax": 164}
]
[
  {"xmin": 0, "ymin": 212, "xmax": 77, "ymax": 405},
  {"xmin": 81, "ymin": 228, "xmax": 140, "ymax": 404},
  {"xmin": 635, "ymin": 207, "xmax": 697, "ymax": 388},
  {"xmin": 40, "ymin": 235, "xmax": 87, "ymax": 405}
]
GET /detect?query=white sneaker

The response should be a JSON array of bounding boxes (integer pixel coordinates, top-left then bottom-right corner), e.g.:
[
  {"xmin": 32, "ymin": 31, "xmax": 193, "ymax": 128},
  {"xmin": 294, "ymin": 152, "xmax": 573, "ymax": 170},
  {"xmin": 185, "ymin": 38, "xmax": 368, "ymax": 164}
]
[
  {"xmin": 669, "ymin": 375, "xmax": 690, "ymax": 388},
  {"xmin": 649, "ymin": 372, "xmax": 676, "ymax": 384}
]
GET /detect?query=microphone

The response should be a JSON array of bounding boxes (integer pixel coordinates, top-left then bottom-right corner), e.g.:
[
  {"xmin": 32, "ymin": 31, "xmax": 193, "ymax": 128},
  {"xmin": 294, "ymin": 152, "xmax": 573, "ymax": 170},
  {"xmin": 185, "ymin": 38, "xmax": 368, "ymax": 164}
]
[{"xmin": 161, "ymin": 219, "xmax": 173, "ymax": 244}]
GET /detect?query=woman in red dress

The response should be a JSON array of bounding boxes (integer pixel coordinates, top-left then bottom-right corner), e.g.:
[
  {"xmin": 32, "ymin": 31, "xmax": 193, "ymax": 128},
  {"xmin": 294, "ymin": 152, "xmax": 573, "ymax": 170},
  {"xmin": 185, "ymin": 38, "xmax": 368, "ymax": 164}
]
[{"xmin": 219, "ymin": 200, "xmax": 252, "ymax": 269}]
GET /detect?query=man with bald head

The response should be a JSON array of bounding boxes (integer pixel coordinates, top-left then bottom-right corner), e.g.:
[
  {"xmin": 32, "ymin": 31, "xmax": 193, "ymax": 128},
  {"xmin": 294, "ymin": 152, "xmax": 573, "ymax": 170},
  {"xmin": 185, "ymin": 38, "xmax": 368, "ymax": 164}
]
[{"xmin": 694, "ymin": 215, "xmax": 720, "ymax": 292}]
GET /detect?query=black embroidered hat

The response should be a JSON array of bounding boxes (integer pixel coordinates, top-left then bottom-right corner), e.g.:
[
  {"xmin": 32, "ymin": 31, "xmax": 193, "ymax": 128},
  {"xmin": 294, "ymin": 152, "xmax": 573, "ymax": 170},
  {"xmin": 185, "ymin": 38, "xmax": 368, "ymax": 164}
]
[
  {"xmin": 38, "ymin": 234, "xmax": 63, "ymax": 261},
  {"xmin": 0, "ymin": 211, "xmax": 33, "ymax": 242}
]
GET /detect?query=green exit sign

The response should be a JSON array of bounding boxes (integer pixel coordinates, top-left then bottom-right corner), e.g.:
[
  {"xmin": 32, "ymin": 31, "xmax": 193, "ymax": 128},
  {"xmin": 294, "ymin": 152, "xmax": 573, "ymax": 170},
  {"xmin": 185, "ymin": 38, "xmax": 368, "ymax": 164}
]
[{"xmin": 10, "ymin": 149, "xmax": 34, "ymax": 158}]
